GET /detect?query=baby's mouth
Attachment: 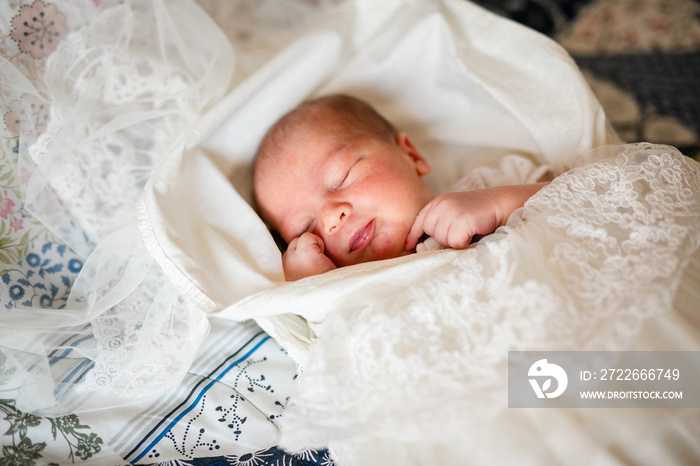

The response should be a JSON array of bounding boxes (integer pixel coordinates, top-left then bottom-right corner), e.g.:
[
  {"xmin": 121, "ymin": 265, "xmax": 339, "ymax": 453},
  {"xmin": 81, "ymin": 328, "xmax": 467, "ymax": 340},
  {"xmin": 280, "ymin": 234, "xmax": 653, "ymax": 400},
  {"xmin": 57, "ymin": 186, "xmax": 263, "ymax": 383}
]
[{"xmin": 350, "ymin": 220, "xmax": 374, "ymax": 253}]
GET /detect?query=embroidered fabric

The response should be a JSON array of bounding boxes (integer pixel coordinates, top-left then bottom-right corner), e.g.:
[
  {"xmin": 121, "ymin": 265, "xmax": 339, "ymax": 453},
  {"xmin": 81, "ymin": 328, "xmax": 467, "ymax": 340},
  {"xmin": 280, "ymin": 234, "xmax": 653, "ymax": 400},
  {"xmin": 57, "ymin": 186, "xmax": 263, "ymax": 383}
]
[{"xmin": 278, "ymin": 143, "xmax": 700, "ymax": 464}]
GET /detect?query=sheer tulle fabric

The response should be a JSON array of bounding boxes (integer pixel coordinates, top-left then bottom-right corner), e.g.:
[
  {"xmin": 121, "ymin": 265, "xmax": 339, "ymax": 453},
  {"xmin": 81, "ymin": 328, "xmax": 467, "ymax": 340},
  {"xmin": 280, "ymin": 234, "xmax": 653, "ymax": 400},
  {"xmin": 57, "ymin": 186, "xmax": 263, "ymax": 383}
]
[{"xmin": 0, "ymin": 0, "xmax": 230, "ymax": 414}]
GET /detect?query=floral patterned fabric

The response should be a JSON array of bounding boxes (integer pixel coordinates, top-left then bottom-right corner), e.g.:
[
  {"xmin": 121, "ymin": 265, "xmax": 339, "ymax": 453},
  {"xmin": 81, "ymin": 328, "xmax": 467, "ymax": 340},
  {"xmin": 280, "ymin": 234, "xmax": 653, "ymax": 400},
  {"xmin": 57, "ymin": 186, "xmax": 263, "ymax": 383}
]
[
  {"xmin": 0, "ymin": 136, "xmax": 83, "ymax": 311},
  {"xmin": 1, "ymin": 399, "xmax": 103, "ymax": 465},
  {"xmin": 9, "ymin": 1, "xmax": 67, "ymax": 59}
]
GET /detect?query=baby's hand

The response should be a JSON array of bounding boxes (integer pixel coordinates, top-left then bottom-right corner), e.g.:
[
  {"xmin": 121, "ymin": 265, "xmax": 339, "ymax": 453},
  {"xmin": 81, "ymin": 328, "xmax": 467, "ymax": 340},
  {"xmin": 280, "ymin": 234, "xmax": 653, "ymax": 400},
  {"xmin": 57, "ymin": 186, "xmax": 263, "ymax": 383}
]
[
  {"xmin": 405, "ymin": 184, "xmax": 547, "ymax": 251},
  {"xmin": 283, "ymin": 232, "xmax": 337, "ymax": 281},
  {"xmin": 406, "ymin": 190, "xmax": 501, "ymax": 251}
]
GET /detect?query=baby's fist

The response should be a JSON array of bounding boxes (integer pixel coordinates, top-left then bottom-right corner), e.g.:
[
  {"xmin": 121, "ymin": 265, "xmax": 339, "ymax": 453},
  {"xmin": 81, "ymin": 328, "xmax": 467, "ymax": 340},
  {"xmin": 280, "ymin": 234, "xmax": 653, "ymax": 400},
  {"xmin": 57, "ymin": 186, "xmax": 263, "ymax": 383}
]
[{"xmin": 283, "ymin": 232, "xmax": 337, "ymax": 281}]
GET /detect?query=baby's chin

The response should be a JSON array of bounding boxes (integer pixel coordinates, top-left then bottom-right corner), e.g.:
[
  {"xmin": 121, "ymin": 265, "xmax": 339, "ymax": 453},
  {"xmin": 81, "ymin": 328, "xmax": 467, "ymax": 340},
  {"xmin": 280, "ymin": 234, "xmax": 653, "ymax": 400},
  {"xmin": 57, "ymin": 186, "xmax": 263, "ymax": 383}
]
[{"xmin": 339, "ymin": 234, "xmax": 411, "ymax": 267}]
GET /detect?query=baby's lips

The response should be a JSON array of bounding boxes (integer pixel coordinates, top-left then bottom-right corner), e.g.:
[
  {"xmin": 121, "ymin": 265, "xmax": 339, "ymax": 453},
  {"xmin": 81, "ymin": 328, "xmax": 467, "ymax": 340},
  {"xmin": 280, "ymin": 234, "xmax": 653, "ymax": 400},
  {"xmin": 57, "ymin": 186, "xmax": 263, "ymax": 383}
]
[{"xmin": 349, "ymin": 220, "xmax": 374, "ymax": 253}]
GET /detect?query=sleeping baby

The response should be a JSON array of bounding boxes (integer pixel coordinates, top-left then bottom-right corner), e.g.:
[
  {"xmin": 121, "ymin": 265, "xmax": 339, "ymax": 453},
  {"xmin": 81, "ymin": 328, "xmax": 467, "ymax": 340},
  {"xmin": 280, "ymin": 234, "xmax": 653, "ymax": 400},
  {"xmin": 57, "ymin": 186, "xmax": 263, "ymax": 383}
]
[{"xmin": 253, "ymin": 94, "xmax": 548, "ymax": 281}]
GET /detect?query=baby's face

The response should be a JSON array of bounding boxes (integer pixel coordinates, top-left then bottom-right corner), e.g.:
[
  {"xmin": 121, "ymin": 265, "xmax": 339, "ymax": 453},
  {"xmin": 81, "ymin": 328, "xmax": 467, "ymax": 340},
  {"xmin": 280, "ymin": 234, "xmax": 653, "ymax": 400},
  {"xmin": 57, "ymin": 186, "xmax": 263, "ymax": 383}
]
[{"xmin": 255, "ymin": 123, "xmax": 433, "ymax": 268}]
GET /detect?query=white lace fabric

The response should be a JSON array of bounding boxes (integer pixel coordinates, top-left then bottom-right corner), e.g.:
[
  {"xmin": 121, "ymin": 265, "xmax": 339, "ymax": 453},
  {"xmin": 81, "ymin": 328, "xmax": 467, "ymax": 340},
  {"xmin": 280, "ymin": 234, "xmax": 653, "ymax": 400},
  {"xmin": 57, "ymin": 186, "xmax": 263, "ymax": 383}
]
[
  {"xmin": 0, "ymin": 0, "xmax": 232, "ymax": 415},
  {"xmin": 26, "ymin": 1, "xmax": 233, "ymax": 256},
  {"xmin": 277, "ymin": 144, "xmax": 700, "ymax": 464}
]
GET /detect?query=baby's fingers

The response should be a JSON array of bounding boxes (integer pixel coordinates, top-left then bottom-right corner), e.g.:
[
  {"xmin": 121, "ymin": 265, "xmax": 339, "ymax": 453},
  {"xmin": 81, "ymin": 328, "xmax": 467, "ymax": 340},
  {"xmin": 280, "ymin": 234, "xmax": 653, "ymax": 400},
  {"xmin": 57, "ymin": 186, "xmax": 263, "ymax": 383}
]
[
  {"xmin": 283, "ymin": 232, "xmax": 336, "ymax": 281},
  {"xmin": 296, "ymin": 232, "xmax": 325, "ymax": 253},
  {"xmin": 285, "ymin": 236, "xmax": 300, "ymax": 254},
  {"xmin": 445, "ymin": 226, "xmax": 472, "ymax": 249},
  {"xmin": 406, "ymin": 202, "xmax": 433, "ymax": 250}
]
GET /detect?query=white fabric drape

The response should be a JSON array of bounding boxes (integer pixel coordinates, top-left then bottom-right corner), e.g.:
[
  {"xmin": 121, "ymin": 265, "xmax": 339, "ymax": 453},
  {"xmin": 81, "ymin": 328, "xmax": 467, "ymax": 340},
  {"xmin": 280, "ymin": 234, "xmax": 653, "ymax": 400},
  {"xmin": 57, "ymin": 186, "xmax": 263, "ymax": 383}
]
[{"xmin": 0, "ymin": 0, "xmax": 232, "ymax": 414}]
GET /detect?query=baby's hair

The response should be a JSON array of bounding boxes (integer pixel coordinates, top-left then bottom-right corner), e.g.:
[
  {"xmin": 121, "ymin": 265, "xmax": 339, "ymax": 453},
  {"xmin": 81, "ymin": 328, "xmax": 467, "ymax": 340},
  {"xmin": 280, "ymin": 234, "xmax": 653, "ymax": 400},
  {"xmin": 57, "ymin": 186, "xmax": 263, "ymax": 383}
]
[
  {"xmin": 253, "ymin": 94, "xmax": 397, "ymax": 174},
  {"xmin": 303, "ymin": 93, "xmax": 398, "ymax": 141}
]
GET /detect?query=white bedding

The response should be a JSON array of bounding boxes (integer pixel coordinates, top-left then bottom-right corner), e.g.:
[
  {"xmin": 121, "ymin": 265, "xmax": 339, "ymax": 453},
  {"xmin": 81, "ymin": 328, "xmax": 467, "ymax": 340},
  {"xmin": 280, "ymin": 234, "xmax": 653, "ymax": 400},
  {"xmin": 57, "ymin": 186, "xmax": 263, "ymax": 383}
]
[{"xmin": 2, "ymin": 0, "xmax": 699, "ymax": 465}]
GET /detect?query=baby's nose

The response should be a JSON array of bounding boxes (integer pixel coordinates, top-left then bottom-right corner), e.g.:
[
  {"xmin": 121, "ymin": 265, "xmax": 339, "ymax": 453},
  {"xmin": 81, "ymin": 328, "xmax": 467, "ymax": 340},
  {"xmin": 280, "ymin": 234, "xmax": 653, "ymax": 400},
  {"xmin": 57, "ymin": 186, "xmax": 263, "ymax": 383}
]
[{"xmin": 323, "ymin": 202, "xmax": 351, "ymax": 235}]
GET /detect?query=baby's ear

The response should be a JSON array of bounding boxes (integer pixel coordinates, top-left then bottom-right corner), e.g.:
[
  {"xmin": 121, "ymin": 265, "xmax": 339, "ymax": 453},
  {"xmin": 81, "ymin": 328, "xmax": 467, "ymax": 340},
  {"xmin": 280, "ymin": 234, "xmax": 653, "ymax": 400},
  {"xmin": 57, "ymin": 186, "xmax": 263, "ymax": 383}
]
[{"xmin": 396, "ymin": 133, "xmax": 431, "ymax": 176}]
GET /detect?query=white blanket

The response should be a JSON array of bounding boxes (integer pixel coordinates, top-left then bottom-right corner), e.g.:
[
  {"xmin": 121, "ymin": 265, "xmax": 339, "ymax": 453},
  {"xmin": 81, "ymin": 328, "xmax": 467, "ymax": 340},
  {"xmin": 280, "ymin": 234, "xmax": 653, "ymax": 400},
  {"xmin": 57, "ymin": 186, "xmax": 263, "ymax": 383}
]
[{"xmin": 143, "ymin": 0, "xmax": 618, "ymax": 363}]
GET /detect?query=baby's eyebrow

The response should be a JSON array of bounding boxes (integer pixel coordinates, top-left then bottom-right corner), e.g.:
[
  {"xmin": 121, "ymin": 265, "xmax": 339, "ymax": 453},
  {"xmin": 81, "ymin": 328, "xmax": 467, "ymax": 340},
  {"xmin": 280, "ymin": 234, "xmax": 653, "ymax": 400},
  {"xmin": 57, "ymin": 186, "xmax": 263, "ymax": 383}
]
[
  {"xmin": 321, "ymin": 143, "xmax": 354, "ymax": 175},
  {"xmin": 324, "ymin": 142, "xmax": 351, "ymax": 161}
]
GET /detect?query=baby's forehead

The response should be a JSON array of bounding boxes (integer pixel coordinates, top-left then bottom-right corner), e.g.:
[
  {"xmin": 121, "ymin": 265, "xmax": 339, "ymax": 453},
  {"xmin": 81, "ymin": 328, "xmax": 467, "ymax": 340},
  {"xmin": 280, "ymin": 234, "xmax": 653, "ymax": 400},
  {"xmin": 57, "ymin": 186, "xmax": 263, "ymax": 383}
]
[{"xmin": 257, "ymin": 128, "xmax": 335, "ymax": 179}]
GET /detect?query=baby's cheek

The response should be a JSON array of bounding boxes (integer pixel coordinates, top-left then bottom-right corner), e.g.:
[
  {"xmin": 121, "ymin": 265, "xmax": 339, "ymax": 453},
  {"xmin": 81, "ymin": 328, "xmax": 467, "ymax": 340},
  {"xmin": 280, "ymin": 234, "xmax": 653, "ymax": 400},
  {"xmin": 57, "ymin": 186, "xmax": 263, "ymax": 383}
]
[{"xmin": 370, "ymin": 230, "xmax": 409, "ymax": 262}]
